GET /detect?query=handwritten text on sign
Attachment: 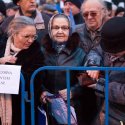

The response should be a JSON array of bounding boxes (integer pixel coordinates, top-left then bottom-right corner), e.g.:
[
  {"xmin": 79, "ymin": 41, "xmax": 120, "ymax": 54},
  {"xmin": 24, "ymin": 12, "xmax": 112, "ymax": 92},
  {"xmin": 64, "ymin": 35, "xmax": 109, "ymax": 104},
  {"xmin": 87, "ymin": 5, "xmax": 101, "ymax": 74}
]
[{"xmin": 0, "ymin": 65, "xmax": 21, "ymax": 94}]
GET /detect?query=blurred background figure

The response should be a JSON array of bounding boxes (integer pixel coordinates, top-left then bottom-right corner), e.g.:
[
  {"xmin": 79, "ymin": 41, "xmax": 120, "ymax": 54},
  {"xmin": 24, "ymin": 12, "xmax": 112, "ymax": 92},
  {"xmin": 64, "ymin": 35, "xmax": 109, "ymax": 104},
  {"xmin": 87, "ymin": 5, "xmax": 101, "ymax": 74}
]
[
  {"xmin": 104, "ymin": 0, "xmax": 112, "ymax": 18},
  {"xmin": 115, "ymin": 6, "xmax": 125, "ymax": 17},
  {"xmin": 0, "ymin": 0, "xmax": 6, "ymax": 25},
  {"xmin": 103, "ymin": 0, "xmax": 125, "ymax": 18},
  {"xmin": 43, "ymin": 4, "xmax": 58, "ymax": 16},
  {"xmin": 111, "ymin": 2, "xmax": 117, "ymax": 17},
  {"xmin": 63, "ymin": 0, "xmax": 84, "ymax": 25},
  {"xmin": 40, "ymin": 0, "xmax": 46, "ymax": 4},
  {"xmin": 55, "ymin": 0, "xmax": 63, "ymax": 13},
  {"xmin": 38, "ymin": 0, "xmax": 58, "ymax": 17},
  {"xmin": 6, "ymin": 2, "xmax": 19, "ymax": 17}
]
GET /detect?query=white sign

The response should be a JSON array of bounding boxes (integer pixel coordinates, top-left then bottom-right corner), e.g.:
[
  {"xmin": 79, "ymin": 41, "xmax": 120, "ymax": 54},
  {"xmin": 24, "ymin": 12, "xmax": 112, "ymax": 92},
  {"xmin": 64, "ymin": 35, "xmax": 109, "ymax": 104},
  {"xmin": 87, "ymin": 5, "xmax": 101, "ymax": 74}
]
[{"xmin": 0, "ymin": 65, "xmax": 21, "ymax": 94}]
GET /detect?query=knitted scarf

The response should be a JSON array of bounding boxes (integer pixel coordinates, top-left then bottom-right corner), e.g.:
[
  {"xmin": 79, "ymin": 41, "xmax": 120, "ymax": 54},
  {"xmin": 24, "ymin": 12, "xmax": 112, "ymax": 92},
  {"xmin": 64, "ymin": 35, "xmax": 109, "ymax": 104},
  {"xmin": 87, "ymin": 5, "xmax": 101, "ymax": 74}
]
[{"xmin": 0, "ymin": 37, "xmax": 21, "ymax": 125}]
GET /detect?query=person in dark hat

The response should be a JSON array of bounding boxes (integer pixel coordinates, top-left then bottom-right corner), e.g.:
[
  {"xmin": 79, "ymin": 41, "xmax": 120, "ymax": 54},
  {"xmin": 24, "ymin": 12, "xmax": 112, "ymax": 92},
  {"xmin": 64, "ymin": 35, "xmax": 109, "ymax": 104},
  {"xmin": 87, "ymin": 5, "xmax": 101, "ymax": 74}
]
[
  {"xmin": 115, "ymin": 6, "xmax": 125, "ymax": 17},
  {"xmin": 0, "ymin": 0, "xmax": 50, "ymax": 44},
  {"xmin": 101, "ymin": 17, "xmax": 125, "ymax": 54},
  {"xmin": 104, "ymin": 0, "xmax": 112, "ymax": 17},
  {"xmin": 6, "ymin": 2, "xmax": 19, "ymax": 17},
  {"xmin": 63, "ymin": 0, "xmax": 84, "ymax": 25},
  {"xmin": 0, "ymin": 0, "xmax": 6, "ymax": 24},
  {"xmin": 96, "ymin": 17, "xmax": 125, "ymax": 125},
  {"xmin": 40, "ymin": 3, "xmax": 58, "ymax": 17}
]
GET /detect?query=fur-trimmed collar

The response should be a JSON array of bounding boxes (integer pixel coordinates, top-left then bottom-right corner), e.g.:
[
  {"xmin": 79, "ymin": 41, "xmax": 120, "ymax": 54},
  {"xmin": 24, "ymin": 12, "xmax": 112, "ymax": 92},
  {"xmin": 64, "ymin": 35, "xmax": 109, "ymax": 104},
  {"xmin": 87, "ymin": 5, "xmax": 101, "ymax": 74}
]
[{"xmin": 42, "ymin": 32, "xmax": 80, "ymax": 53}]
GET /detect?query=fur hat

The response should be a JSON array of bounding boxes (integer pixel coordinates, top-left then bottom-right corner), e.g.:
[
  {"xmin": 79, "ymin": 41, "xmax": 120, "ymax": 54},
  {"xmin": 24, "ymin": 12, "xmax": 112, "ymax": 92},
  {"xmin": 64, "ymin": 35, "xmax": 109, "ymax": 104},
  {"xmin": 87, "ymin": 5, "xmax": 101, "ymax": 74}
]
[
  {"xmin": 101, "ymin": 17, "xmax": 125, "ymax": 53},
  {"xmin": 64, "ymin": 0, "xmax": 82, "ymax": 9}
]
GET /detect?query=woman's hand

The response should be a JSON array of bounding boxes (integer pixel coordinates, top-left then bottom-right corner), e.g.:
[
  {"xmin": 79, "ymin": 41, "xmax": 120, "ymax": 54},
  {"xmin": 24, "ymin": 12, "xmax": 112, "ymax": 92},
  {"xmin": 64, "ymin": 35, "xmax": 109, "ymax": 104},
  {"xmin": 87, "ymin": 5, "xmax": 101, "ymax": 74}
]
[
  {"xmin": 86, "ymin": 70, "xmax": 100, "ymax": 80},
  {"xmin": 0, "ymin": 56, "xmax": 17, "ymax": 64}
]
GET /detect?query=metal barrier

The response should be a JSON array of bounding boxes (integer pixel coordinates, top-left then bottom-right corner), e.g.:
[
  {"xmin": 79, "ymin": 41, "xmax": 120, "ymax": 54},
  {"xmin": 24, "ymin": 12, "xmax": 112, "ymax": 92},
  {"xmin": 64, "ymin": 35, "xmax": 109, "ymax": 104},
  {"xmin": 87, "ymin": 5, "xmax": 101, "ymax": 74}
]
[
  {"xmin": 26, "ymin": 66, "xmax": 125, "ymax": 125},
  {"xmin": 20, "ymin": 73, "xmax": 26, "ymax": 125}
]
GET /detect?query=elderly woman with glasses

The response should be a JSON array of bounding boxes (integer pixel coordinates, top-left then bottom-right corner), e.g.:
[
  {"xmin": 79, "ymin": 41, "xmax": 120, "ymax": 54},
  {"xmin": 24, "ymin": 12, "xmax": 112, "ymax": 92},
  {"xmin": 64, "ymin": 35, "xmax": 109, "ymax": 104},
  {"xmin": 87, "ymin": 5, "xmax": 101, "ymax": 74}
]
[
  {"xmin": 0, "ymin": 16, "xmax": 44, "ymax": 125},
  {"xmin": 39, "ymin": 13, "xmax": 87, "ymax": 125}
]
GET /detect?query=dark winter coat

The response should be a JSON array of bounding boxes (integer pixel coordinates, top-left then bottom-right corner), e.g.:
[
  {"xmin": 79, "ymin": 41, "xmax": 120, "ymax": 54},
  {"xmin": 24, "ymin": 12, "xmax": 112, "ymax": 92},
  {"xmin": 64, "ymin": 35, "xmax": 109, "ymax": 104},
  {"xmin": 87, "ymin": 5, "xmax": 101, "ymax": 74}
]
[
  {"xmin": 40, "ymin": 33, "xmax": 91, "ymax": 125},
  {"xmin": 75, "ymin": 23, "xmax": 103, "ymax": 66},
  {"xmin": 96, "ymin": 54, "xmax": 125, "ymax": 125},
  {"xmin": 0, "ymin": 36, "xmax": 44, "ymax": 125},
  {"xmin": 41, "ymin": 33, "xmax": 86, "ymax": 92},
  {"xmin": 108, "ymin": 55, "xmax": 125, "ymax": 125}
]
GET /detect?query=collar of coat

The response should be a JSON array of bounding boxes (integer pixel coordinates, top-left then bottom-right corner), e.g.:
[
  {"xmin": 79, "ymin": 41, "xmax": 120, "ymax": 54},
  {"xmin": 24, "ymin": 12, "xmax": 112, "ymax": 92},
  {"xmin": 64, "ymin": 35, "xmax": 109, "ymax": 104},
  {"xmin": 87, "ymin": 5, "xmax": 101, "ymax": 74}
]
[
  {"xmin": 14, "ymin": 9, "xmax": 45, "ymax": 30},
  {"xmin": 42, "ymin": 33, "xmax": 80, "ymax": 55}
]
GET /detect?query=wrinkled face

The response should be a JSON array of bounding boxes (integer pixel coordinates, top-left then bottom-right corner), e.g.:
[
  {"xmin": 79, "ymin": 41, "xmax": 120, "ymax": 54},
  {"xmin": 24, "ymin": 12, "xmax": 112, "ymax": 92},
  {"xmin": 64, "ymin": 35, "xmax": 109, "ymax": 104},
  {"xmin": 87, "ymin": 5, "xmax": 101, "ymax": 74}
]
[
  {"xmin": 6, "ymin": 9, "xmax": 17, "ymax": 17},
  {"xmin": 64, "ymin": 2, "xmax": 80, "ymax": 16},
  {"xmin": 82, "ymin": 1, "xmax": 105, "ymax": 31},
  {"xmin": 17, "ymin": 0, "xmax": 36, "ymax": 16},
  {"xmin": 13, "ymin": 25, "xmax": 37, "ymax": 49},
  {"xmin": 51, "ymin": 17, "xmax": 70, "ymax": 43}
]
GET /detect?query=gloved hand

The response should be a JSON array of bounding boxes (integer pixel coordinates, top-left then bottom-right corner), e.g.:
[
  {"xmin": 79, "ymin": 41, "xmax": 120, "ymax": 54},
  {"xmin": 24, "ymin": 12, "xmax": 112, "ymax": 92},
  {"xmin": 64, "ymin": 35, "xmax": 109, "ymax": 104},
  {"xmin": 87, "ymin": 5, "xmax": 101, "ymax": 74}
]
[
  {"xmin": 95, "ymin": 78, "xmax": 105, "ymax": 98},
  {"xmin": 77, "ymin": 72, "xmax": 97, "ymax": 86}
]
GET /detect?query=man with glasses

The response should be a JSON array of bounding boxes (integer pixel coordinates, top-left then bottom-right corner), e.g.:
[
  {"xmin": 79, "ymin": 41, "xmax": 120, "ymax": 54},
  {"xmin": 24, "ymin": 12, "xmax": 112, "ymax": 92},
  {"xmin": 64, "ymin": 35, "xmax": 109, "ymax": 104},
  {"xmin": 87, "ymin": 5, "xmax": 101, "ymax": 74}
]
[
  {"xmin": 76, "ymin": 0, "xmax": 108, "ymax": 53},
  {"xmin": 0, "ymin": 0, "xmax": 50, "ymax": 44},
  {"xmin": 75, "ymin": 0, "xmax": 109, "ymax": 125},
  {"xmin": 77, "ymin": 0, "xmax": 109, "ymax": 80}
]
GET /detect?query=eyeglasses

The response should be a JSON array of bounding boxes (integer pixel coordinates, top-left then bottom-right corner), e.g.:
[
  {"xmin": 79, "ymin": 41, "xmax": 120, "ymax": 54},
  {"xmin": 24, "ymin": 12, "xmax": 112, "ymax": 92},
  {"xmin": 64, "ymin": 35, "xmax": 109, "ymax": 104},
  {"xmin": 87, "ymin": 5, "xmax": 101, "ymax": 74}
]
[
  {"xmin": 19, "ymin": 34, "xmax": 38, "ymax": 40},
  {"xmin": 52, "ymin": 25, "xmax": 69, "ymax": 31},
  {"xmin": 83, "ymin": 11, "xmax": 99, "ymax": 18}
]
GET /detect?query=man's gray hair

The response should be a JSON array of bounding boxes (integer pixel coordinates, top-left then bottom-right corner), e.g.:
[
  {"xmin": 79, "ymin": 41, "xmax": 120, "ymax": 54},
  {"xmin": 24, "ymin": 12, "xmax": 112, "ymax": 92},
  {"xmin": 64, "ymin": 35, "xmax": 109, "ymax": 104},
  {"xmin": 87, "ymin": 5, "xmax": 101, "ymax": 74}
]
[
  {"xmin": 8, "ymin": 16, "xmax": 35, "ymax": 36},
  {"xmin": 81, "ymin": 0, "xmax": 107, "ymax": 14}
]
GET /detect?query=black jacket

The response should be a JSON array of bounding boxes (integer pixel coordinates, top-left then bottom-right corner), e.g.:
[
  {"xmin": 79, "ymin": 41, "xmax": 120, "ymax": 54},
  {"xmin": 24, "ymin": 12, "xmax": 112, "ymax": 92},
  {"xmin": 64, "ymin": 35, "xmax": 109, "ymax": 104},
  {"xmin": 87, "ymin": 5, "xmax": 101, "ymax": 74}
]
[
  {"xmin": 0, "ymin": 36, "xmax": 44, "ymax": 125},
  {"xmin": 41, "ymin": 33, "xmax": 86, "ymax": 93},
  {"xmin": 96, "ymin": 54, "xmax": 125, "ymax": 125},
  {"xmin": 40, "ymin": 33, "xmax": 101, "ymax": 125},
  {"xmin": 75, "ymin": 23, "xmax": 103, "ymax": 66}
]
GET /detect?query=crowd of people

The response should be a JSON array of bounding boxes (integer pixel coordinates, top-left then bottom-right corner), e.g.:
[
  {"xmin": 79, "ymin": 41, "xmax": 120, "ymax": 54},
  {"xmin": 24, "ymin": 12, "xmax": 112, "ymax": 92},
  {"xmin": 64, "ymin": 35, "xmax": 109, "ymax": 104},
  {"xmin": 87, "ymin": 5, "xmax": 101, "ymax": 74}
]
[{"xmin": 0, "ymin": 0, "xmax": 125, "ymax": 125}]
